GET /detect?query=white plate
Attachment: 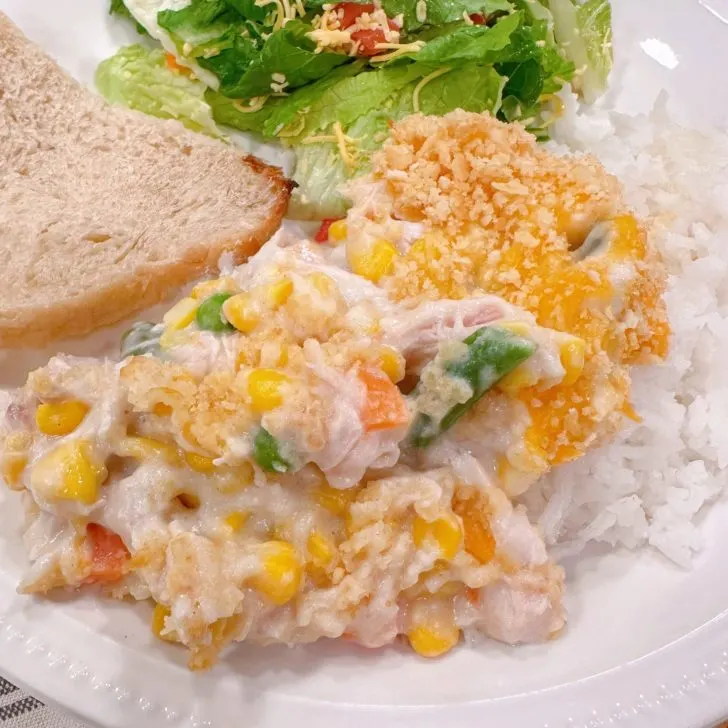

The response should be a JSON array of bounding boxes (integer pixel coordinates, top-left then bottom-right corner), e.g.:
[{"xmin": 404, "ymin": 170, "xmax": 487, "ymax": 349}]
[{"xmin": 2, "ymin": 1, "xmax": 728, "ymax": 726}]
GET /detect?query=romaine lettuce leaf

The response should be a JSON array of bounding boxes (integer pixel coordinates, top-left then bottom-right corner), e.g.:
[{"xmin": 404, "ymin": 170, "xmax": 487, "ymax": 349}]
[
  {"xmin": 289, "ymin": 63, "xmax": 429, "ymax": 137},
  {"xmin": 96, "ymin": 44, "xmax": 223, "ymax": 138},
  {"xmin": 157, "ymin": 0, "xmax": 249, "ymax": 47},
  {"xmin": 576, "ymin": 0, "xmax": 613, "ymax": 101},
  {"xmin": 158, "ymin": 2, "xmax": 351, "ymax": 98},
  {"xmin": 289, "ymin": 104, "xmax": 404, "ymax": 218},
  {"xmin": 218, "ymin": 21, "xmax": 351, "ymax": 98},
  {"xmin": 109, "ymin": 0, "xmax": 148, "ymax": 35},
  {"xmin": 495, "ymin": 20, "xmax": 573, "ymax": 123},
  {"xmin": 288, "ymin": 142, "xmax": 349, "ymax": 219},
  {"xmin": 226, "ymin": 0, "xmax": 277, "ymax": 23},
  {"xmin": 511, "ymin": 0, "xmax": 554, "ymax": 36},
  {"xmin": 194, "ymin": 31, "xmax": 262, "ymax": 92},
  {"xmin": 206, "ymin": 63, "xmax": 422, "ymax": 140},
  {"xmin": 288, "ymin": 61, "xmax": 505, "ymax": 218},
  {"xmin": 156, "ymin": 0, "xmax": 269, "ymax": 90},
  {"xmin": 416, "ymin": 63, "xmax": 505, "ymax": 115},
  {"xmin": 381, "ymin": 0, "xmax": 512, "ymax": 32},
  {"xmin": 409, "ymin": 11, "xmax": 521, "ymax": 64},
  {"xmin": 206, "ymin": 62, "xmax": 362, "ymax": 135},
  {"xmin": 499, "ymin": 58, "xmax": 543, "ymax": 116},
  {"xmin": 260, "ymin": 62, "xmax": 365, "ymax": 135},
  {"xmin": 207, "ymin": 59, "xmax": 427, "ymax": 140},
  {"xmin": 125, "ymin": 0, "xmax": 609, "ymax": 222},
  {"xmin": 547, "ymin": 0, "xmax": 612, "ymax": 103},
  {"xmin": 206, "ymin": 90, "xmax": 274, "ymax": 133}
]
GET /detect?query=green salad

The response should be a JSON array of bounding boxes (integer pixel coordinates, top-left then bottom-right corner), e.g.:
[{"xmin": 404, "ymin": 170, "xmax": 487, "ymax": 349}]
[{"xmin": 100, "ymin": 0, "xmax": 612, "ymax": 218}]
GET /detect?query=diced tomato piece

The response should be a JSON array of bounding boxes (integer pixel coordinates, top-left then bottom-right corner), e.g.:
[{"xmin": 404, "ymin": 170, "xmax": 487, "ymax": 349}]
[
  {"xmin": 334, "ymin": 2, "xmax": 376, "ymax": 27},
  {"xmin": 314, "ymin": 218, "xmax": 342, "ymax": 243},
  {"xmin": 333, "ymin": 0, "xmax": 399, "ymax": 56},
  {"xmin": 85, "ymin": 523, "xmax": 130, "ymax": 585},
  {"xmin": 359, "ymin": 367, "xmax": 410, "ymax": 432},
  {"xmin": 470, "ymin": 13, "xmax": 486, "ymax": 24},
  {"xmin": 351, "ymin": 27, "xmax": 389, "ymax": 56}
]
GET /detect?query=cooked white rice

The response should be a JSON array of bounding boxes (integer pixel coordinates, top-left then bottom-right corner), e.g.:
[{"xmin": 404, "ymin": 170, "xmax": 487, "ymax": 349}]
[{"xmin": 524, "ymin": 94, "xmax": 728, "ymax": 566}]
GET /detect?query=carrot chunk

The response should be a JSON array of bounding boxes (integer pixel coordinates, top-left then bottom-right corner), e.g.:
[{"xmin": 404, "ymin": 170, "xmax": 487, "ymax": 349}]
[
  {"xmin": 165, "ymin": 53, "xmax": 190, "ymax": 75},
  {"xmin": 359, "ymin": 367, "xmax": 410, "ymax": 432},
  {"xmin": 85, "ymin": 523, "xmax": 130, "ymax": 584}
]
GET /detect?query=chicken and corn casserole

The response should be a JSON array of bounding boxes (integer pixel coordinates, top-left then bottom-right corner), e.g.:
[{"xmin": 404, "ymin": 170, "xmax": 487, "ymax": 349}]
[{"xmin": 0, "ymin": 111, "xmax": 668, "ymax": 668}]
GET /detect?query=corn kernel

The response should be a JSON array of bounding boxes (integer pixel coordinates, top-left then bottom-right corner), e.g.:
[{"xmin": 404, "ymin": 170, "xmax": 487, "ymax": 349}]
[
  {"xmin": 307, "ymin": 529, "xmax": 335, "ymax": 566},
  {"xmin": 497, "ymin": 320, "xmax": 531, "ymax": 337},
  {"xmin": 159, "ymin": 329, "xmax": 188, "ymax": 350},
  {"xmin": 225, "ymin": 511, "xmax": 249, "ymax": 532},
  {"xmin": 223, "ymin": 293, "xmax": 260, "ymax": 334},
  {"xmin": 307, "ymin": 272, "xmax": 336, "ymax": 297},
  {"xmin": 314, "ymin": 481, "xmax": 358, "ymax": 516},
  {"xmin": 497, "ymin": 456, "xmax": 536, "ymax": 497},
  {"xmin": 117, "ymin": 436, "xmax": 181, "ymax": 466},
  {"xmin": 377, "ymin": 345, "xmax": 405, "ymax": 383},
  {"xmin": 191, "ymin": 277, "xmax": 236, "ymax": 300},
  {"xmin": 2, "ymin": 433, "xmax": 31, "ymax": 490},
  {"xmin": 35, "ymin": 400, "xmax": 89, "ymax": 436},
  {"xmin": 215, "ymin": 462, "xmax": 255, "ymax": 494},
  {"xmin": 153, "ymin": 403, "xmax": 173, "ymax": 417},
  {"xmin": 264, "ymin": 278, "xmax": 294, "ymax": 308},
  {"xmin": 454, "ymin": 495, "xmax": 497, "ymax": 565},
  {"xmin": 408, "ymin": 616, "xmax": 460, "ymax": 658},
  {"xmin": 187, "ymin": 617, "xmax": 240, "ymax": 670},
  {"xmin": 560, "ymin": 337, "xmax": 586, "ymax": 385},
  {"xmin": 349, "ymin": 239, "xmax": 398, "ymax": 283},
  {"xmin": 250, "ymin": 540, "xmax": 302, "ymax": 606},
  {"xmin": 163, "ymin": 297, "xmax": 198, "ymax": 331},
  {"xmin": 412, "ymin": 514, "xmax": 463, "ymax": 560},
  {"xmin": 1, "ymin": 453, "xmax": 27, "ymax": 488},
  {"xmin": 497, "ymin": 366, "xmax": 539, "ymax": 395},
  {"xmin": 152, "ymin": 603, "xmax": 179, "ymax": 642},
  {"xmin": 328, "ymin": 219, "xmax": 348, "ymax": 243},
  {"xmin": 248, "ymin": 369, "xmax": 289, "ymax": 413},
  {"xmin": 184, "ymin": 451, "xmax": 216, "ymax": 473},
  {"xmin": 54, "ymin": 441, "xmax": 101, "ymax": 505}
]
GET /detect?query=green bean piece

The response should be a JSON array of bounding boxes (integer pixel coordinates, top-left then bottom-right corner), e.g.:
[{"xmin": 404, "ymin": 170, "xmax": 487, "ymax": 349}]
[
  {"xmin": 409, "ymin": 326, "xmax": 537, "ymax": 448},
  {"xmin": 120, "ymin": 321, "xmax": 163, "ymax": 359},
  {"xmin": 253, "ymin": 427, "xmax": 293, "ymax": 473},
  {"xmin": 196, "ymin": 293, "xmax": 235, "ymax": 333}
]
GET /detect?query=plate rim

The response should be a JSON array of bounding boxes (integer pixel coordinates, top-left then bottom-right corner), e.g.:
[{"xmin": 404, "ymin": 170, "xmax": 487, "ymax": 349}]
[
  {"xmin": 2, "ymin": 583, "xmax": 728, "ymax": 727},
  {"xmin": 2, "ymin": 0, "xmax": 728, "ymax": 726}
]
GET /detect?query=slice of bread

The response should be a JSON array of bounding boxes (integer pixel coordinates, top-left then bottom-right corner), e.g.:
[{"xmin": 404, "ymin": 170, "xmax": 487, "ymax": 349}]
[{"xmin": 0, "ymin": 12, "xmax": 292, "ymax": 348}]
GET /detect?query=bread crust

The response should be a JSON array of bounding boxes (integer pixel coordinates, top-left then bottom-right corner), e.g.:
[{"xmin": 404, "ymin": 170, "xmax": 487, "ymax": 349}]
[
  {"xmin": 0, "ymin": 13, "xmax": 292, "ymax": 349},
  {"xmin": 0, "ymin": 176, "xmax": 290, "ymax": 348}
]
